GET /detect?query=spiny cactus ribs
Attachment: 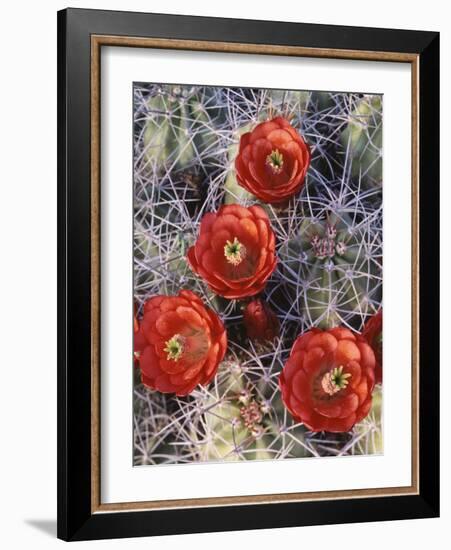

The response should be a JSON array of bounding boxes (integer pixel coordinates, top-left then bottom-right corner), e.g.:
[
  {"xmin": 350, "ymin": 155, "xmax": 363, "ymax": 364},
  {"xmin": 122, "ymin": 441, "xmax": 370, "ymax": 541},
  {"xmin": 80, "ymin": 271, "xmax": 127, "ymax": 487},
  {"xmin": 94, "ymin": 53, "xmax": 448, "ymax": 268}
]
[{"xmin": 133, "ymin": 83, "xmax": 383, "ymax": 466}]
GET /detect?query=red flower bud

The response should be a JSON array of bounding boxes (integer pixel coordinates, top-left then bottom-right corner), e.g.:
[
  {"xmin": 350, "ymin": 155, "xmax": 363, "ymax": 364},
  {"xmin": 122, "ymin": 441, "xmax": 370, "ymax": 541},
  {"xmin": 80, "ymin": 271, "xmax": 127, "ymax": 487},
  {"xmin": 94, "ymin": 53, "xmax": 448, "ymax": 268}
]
[
  {"xmin": 243, "ymin": 299, "xmax": 279, "ymax": 342},
  {"xmin": 362, "ymin": 309, "xmax": 383, "ymax": 384}
]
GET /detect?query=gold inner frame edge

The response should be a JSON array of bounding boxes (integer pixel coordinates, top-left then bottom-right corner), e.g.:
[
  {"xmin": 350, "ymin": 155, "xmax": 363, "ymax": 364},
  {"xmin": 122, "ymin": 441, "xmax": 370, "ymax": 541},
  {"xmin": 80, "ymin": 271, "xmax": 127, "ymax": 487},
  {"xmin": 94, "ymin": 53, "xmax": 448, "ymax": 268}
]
[{"xmin": 90, "ymin": 35, "xmax": 420, "ymax": 514}]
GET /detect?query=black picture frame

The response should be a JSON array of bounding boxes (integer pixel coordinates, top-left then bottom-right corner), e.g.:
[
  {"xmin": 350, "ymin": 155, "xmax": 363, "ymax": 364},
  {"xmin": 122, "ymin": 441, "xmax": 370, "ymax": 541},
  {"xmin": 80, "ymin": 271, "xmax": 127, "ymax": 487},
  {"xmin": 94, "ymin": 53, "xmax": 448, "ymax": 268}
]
[{"xmin": 57, "ymin": 7, "xmax": 439, "ymax": 541}]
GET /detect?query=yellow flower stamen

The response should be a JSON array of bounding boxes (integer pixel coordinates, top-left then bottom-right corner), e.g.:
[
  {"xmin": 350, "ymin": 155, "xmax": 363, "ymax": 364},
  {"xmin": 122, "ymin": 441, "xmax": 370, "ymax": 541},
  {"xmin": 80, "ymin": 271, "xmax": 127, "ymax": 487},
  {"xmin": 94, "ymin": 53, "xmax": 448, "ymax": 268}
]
[
  {"xmin": 224, "ymin": 237, "xmax": 245, "ymax": 266},
  {"xmin": 266, "ymin": 149, "xmax": 284, "ymax": 173},
  {"xmin": 321, "ymin": 366, "xmax": 351, "ymax": 395},
  {"xmin": 164, "ymin": 334, "xmax": 185, "ymax": 361}
]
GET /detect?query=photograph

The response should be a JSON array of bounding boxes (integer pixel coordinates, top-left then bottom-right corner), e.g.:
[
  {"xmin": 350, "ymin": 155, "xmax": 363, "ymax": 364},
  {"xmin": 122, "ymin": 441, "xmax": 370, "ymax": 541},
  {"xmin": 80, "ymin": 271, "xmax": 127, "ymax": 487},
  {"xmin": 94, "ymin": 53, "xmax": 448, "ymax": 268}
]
[
  {"xmin": 54, "ymin": 7, "xmax": 440, "ymax": 541},
  {"xmin": 132, "ymin": 82, "xmax": 384, "ymax": 466}
]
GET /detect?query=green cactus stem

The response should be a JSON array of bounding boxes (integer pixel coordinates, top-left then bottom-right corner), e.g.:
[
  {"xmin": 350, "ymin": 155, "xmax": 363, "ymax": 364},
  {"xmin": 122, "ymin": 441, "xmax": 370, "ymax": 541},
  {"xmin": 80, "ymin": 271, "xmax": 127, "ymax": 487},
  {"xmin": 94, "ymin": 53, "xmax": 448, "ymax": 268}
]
[
  {"xmin": 279, "ymin": 212, "xmax": 382, "ymax": 328},
  {"xmin": 143, "ymin": 85, "xmax": 225, "ymax": 174},
  {"xmin": 340, "ymin": 95, "xmax": 382, "ymax": 191}
]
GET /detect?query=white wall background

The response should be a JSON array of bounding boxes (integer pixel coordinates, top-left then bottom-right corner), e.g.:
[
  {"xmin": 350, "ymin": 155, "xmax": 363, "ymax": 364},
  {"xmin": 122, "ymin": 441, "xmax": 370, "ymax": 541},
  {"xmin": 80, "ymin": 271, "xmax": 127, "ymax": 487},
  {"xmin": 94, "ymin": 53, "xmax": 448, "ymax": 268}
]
[{"xmin": 0, "ymin": 0, "xmax": 447, "ymax": 547}]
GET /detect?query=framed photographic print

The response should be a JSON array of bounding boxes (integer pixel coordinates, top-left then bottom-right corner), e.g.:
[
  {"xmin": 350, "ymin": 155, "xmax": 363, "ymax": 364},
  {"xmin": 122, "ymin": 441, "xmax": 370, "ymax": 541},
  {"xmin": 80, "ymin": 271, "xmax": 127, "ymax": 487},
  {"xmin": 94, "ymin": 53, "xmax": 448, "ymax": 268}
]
[{"xmin": 57, "ymin": 8, "xmax": 440, "ymax": 541}]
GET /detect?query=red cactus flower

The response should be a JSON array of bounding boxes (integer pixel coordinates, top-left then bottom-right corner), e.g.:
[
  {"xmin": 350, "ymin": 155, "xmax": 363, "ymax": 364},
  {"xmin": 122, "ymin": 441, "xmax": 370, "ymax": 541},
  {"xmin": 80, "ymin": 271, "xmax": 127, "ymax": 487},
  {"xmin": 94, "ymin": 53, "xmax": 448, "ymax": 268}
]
[
  {"xmin": 133, "ymin": 312, "xmax": 147, "ymax": 364},
  {"xmin": 279, "ymin": 327, "xmax": 376, "ymax": 433},
  {"xmin": 243, "ymin": 299, "xmax": 279, "ymax": 342},
  {"xmin": 134, "ymin": 290, "xmax": 227, "ymax": 396},
  {"xmin": 235, "ymin": 116, "xmax": 311, "ymax": 204},
  {"xmin": 362, "ymin": 309, "xmax": 383, "ymax": 384},
  {"xmin": 187, "ymin": 204, "xmax": 277, "ymax": 299}
]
